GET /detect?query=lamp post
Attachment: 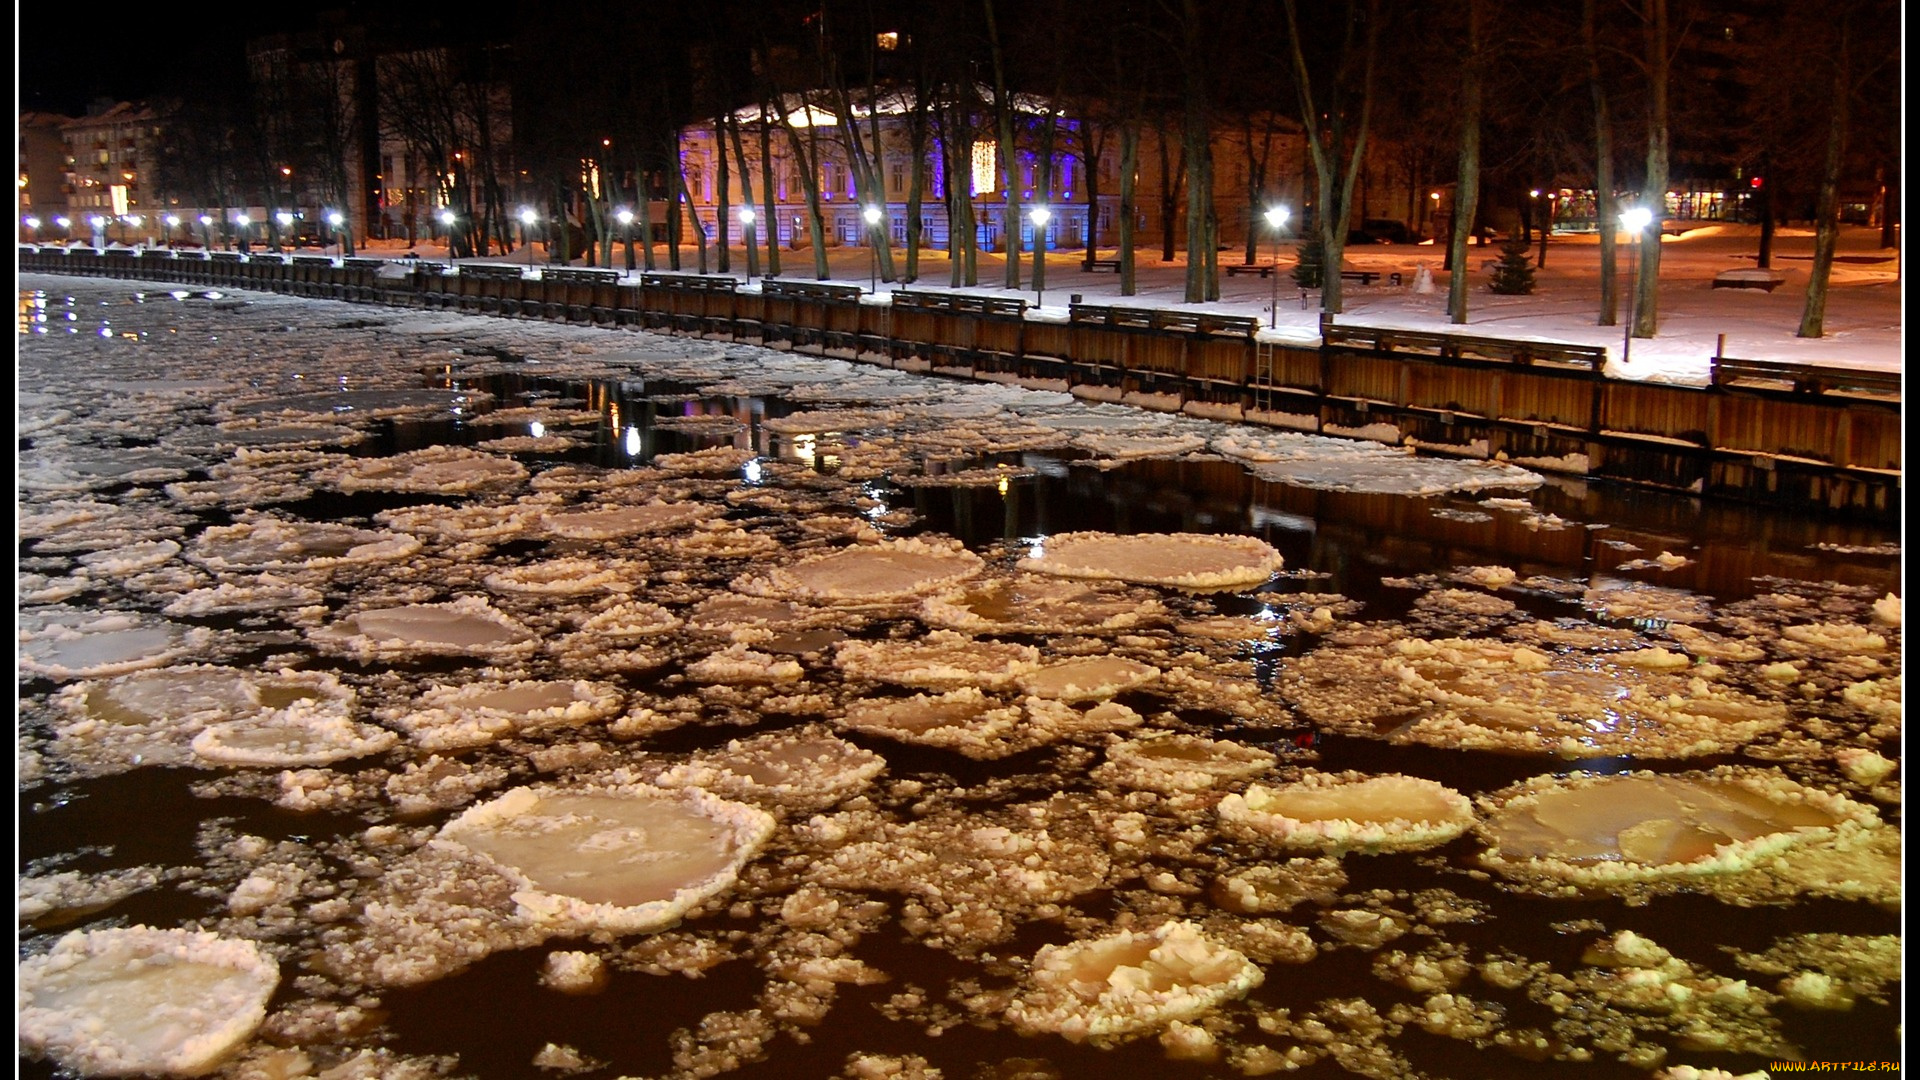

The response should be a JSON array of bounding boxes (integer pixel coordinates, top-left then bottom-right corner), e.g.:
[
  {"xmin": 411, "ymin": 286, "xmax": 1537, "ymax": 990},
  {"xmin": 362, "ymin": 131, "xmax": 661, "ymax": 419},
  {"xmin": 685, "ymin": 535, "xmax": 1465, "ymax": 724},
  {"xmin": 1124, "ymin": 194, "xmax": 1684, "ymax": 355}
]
[
  {"xmin": 863, "ymin": 205, "xmax": 883, "ymax": 292},
  {"xmin": 56, "ymin": 216, "xmax": 72, "ymax": 243},
  {"xmin": 1619, "ymin": 206, "xmax": 1653, "ymax": 366},
  {"xmin": 125, "ymin": 215, "xmax": 145, "ymax": 247},
  {"xmin": 438, "ymin": 210, "xmax": 457, "ymax": 269},
  {"xmin": 1030, "ymin": 206, "xmax": 1051, "ymax": 307},
  {"xmin": 197, "ymin": 215, "xmax": 213, "ymax": 249},
  {"xmin": 164, "ymin": 215, "xmax": 180, "ymax": 248},
  {"xmin": 24, "ymin": 216, "xmax": 40, "ymax": 244},
  {"xmin": 520, "ymin": 208, "xmax": 538, "ymax": 270},
  {"xmin": 738, "ymin": 207, "xmax": 757, "ymax": 283},
  {"xmin": 275, "ymin": 211, "xmax": 294, "ymax": 253},
  {"xmin": 1263, "ymin": 205, "xmax": 1290, "ymax": 327},
  {"xmin": 616, "ymin": 208, "xmax": 636, "ymax": 273},
  {"xmin": 235, "ymin": 214, "xmax": 251, "ymax": 254},
  {"xmin": 89, "ymin": 215, "xmax": 107, "ymax": 249},
  {"xmin": 327, "ymin": 211, "xmax": 346, "ymax": 256}
]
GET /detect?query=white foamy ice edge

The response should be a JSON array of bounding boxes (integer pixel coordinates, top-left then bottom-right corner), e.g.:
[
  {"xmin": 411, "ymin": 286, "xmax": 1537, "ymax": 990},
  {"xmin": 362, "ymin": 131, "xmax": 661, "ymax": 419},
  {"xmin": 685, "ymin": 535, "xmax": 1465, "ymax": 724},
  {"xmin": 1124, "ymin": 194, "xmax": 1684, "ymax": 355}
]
[
  {"xmin": 307, "ymin": 595, "xmax": 539, "ymax": 659},
  {"xmin": 1020, "ymin": 531, "xmax": 1284, "ymax": 591},
  {"xmin": 1006, "ymin": 920, "xmax": 1264, "ymax": 1044},
  {"xmin": 832, "ymin": 630, "xmax": 1041, "ymax": 690},
  {"xmin": 385, "ymin": 677, "xmax": 627, "ymax": 751},
  {"xmin": 747, "ymin": 536, "xmax": 987, "ymax": 605},
  {"xmin": 1218, "ymin": 771, "xmax": 1475, "ymax": 853},
  {"xmin": 317, "ymin": 445, "xmax": 529, "ymax": 494},
  {"xmin": 1092, "ymin": 733, "xmax": 1277, "ymax": 792},
  {"xmin": 19, "ymin": 612, "xmax": 207, "ymax": 681},
  {"xmin": 1474, "ymin": 767, "xmax": 1885, "ymax": 886},
  {"xmin": 1017, "ymin": 655, "xmax": 1162, "ymax": 701},
  {"xmin": 539, "ymin": 501, "xmax": 724, "ymax": 540},
  {"xmin": 653, "ymin": 728, "xmax": 888, "ymax": 809},
  {"xmin": 433, "ymin": 782, "xmax": 776, "ymax": 935},
  {"xmin": 19, "ymin": 926, "xmax": 279, "ymax": 1078},
  {"xmin": 190, "ymin": 698, "xmax": 400, "ymax": 767},
  {"xmin": 185, "ymin": 517, "xmax": 421, "ymax": 573}
]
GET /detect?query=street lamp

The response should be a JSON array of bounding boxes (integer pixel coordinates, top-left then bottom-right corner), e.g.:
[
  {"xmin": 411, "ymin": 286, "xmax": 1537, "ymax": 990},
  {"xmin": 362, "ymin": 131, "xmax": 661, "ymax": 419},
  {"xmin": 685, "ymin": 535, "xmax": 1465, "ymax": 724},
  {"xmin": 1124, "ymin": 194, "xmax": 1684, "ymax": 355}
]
[
  {"xmin": 235, "ymin": 213, "xmax": 252, "ymax": 253},
  {"xmin": 616, "ymin": 208, "xmax": 636, "ymax": 273},
  {"xmin": 90, "ymin": 215, "xmax": 107, "ymax": 249},
  {"xmin": 1029, "ymin": 206, "xmax": 1051, "ymax": 307},
  {"xmin": 197, "ymin": 215, "xmax": 213, "ymax": 249},
  {"xmin": 164, "ymin": 215, "xmax": 180, "ymax": 248},
  {"xmin": 862, "ymin": 205, "xmax": 883, "ymax": 292},
  {"xmin": 738, "ymin": 207, "xmax": 757, "ymax": 283},
  {"xmin": 438, "ymin": 210, "xmax": 457, "ymax": 268},
  {"xmin": 56, "ymin": 216, "xmax": 72, "ymax": 242},
  {"xmin": 1619, "ymin": 206, "xmax": 1653, "ymax": 366},
  {"xmin": 327, "ymin": 211, "xmax": 345, "ymax": 256},
  {"xmin": 274, "ymin": 211, "xmax": 293, "ymax": 253},
  {"xmin": 519, "ymin": 208, "xmax": 538, "ymax": 270},
  {"xmin": 1263, "ymin": 205, "xmax": 1291, "ymax": 327},
  {"xmin": 24, "ymin": 216, "xmax": 40, "ymax": 244},
  {"xmin": 1532, "ymin": 190, "xmax": 1555, "ymax": 268}
]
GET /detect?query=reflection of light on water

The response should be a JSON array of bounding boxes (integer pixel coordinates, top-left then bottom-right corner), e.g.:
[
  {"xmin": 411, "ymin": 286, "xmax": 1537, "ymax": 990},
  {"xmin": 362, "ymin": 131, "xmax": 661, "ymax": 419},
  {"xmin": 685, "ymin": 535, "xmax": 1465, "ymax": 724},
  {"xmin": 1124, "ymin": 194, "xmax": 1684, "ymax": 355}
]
[
  {"xmin": 792, "ymin": 435, "xmax": 817, "ymax": 467},
  {"xmin": 743, "ymin": 459, "xmax": 763, "ymax": 483},
  {"xmin": 1025, "ymin": 535, "xmax": 1048, "ymax": 559},
  {"xmin": 624, "ymin": 425, "xmax": 642, "ymax": 457},
  {"xmin": 997, "ymin": 476, "xmax": 1010, "ymax": 496},
  {"xmin": 529, "ymin": 421, "xmax": 547, "ymax": 439}
]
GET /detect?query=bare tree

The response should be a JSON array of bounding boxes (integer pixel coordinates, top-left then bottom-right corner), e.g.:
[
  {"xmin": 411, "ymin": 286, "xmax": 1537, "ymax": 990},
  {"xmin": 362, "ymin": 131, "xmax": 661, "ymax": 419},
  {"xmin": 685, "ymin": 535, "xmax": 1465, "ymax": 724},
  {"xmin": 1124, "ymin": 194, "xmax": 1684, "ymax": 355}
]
[
  {"xmin": 1280, "ymin": 0, "xmax": 1383, "ymax": 316},
  {"xmin": 1445, "ymin": 0, "xmax": 1482, "ymax": 325}
]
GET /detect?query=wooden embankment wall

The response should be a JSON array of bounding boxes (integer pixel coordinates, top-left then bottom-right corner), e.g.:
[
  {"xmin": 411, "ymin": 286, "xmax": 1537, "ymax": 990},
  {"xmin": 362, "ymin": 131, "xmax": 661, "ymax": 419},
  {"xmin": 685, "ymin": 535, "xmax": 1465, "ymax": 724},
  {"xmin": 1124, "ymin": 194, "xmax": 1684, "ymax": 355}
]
[{"xmin": 21, "ymin": 247, "xmax": 1899, "ymax": 521}]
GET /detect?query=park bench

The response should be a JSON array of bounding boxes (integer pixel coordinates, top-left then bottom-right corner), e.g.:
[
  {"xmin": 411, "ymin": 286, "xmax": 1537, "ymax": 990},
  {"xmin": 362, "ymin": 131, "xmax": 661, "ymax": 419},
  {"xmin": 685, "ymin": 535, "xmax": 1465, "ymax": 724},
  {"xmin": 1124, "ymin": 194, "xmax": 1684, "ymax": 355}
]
[
  {"xmin": 458, "ymin": 263, "xmax": 527, "ymax": 281},
  {"xmin": 1225, "ymin": 263, "xmax": 1277, "ymax": 278},
  {"xmin": 1712, "ymin": 269, "xmax": 1786, "ymax": 292},
  {"xmin": 544, "ymin": 266, "xmax": 623, "ymax": 285},
  {"xmin": 1081, "ymin": 258, "xmax": 1122, "ymax": 273},
  {"xmin": 1338, "ymin": 269, "xmax": 1403, "ymax": 286}
]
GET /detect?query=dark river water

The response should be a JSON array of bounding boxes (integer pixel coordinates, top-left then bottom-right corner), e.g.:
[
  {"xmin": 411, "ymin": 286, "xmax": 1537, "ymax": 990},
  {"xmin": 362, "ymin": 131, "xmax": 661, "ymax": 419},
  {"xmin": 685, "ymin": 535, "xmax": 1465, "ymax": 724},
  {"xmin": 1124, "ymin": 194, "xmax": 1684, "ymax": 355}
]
[{"xmin": 17, "ymin": 279, "xmax": 1901, "ymax": 1080}]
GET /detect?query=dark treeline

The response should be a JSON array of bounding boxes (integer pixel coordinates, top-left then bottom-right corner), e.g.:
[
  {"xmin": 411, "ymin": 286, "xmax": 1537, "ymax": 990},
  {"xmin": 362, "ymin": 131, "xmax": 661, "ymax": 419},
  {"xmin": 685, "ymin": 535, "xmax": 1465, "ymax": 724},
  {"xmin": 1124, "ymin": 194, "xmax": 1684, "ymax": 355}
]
[{"xmin": 141, "ymin": 0, "xmax": 1897, "ymax": 335}]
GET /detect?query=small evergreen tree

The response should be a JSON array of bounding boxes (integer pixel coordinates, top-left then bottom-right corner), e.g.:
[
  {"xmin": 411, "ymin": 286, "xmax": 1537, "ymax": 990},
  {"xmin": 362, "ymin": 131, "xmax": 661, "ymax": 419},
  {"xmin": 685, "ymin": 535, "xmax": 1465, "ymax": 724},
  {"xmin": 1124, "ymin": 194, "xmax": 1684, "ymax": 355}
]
[
  {"xmin": 1291, "ymin": 235, "xmax": 1325, "ymax": 289},
  {"xmin": 1488, "ymin": 236, "xmax": 1536, "ymax": 294}
]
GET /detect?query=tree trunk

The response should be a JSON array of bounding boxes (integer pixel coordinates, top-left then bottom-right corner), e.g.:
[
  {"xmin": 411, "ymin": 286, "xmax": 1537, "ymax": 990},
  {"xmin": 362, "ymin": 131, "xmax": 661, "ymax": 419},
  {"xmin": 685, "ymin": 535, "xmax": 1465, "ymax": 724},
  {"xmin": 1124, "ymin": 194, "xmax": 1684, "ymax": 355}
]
[
  {"xmin": 1583, "ymin": 0, "xmax": 1616, "ymax": 325},
  {"xmin": 1798, "ymin": 12, "xmax": 1850, "ymax": 338},
  {"xmin": 983, "ymin": 0, "xmax": 1021, "ymax": 287},
  {"xmin": 1159, "ymin": 138, "xmax": 1184, "ymax": 263},
  {"xmin": 1447, "ymin": 0, "xmax": 1483, "ymax": 325},
  {"xmin": 758, "ymin": 110, "xmax": 780, "ymax": 277},
  {"xmin": 715, "ymin": 119, "xmax": 731, "ymax": 274},
  {"xmin": 1119, "ymin": 123, "xmax": 1139, "ymax": 296},
  {"xmin": 1632, "ymin": 0, "xmax": 1671, "ymax": 341},
  {"xmin": 728, "ymin": 117, "xmax": 760, "ymax": 280}
]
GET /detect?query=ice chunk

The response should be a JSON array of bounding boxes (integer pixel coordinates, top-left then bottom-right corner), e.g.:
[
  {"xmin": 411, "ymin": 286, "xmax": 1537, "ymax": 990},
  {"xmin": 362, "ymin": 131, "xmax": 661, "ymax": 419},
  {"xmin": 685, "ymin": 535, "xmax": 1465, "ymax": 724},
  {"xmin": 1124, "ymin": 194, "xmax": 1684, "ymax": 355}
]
[
  {"xmin": 1005, "ymin": 921, "xmax": 1263, "ymax": 1044},
  {"xmin": 1219, "ymin": 772, "xmax": 1474, "ymax": 853},
  {"xmin": 1021, "ymin": 531, "xmax": 1282, "ymax": 591},
  {"xmin": 19, "ymin": 926, "xmax": 278, "ymax": 1077}
]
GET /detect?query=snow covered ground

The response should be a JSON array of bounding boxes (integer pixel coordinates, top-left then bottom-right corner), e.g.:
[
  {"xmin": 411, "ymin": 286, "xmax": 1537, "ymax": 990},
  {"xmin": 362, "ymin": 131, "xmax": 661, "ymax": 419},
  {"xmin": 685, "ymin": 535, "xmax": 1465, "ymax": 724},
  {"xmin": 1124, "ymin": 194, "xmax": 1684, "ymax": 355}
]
[{"xmin": 337, "ymin": 222, "xmax": 1901, "ymax": 390}]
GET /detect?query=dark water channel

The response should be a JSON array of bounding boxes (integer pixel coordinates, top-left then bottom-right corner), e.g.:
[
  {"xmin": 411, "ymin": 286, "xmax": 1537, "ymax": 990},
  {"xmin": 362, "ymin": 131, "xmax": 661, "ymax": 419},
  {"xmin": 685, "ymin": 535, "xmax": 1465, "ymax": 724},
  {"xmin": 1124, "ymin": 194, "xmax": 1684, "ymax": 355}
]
[{"xmin": 17, "ymin": 283, "xmax": 1902, "ymax": 1080}]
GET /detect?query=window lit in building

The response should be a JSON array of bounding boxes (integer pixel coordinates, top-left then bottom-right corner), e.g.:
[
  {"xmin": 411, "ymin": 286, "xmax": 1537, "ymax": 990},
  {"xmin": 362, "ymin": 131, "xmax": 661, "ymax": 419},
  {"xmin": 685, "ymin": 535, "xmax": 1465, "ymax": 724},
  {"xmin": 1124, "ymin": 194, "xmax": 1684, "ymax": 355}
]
[{"xmin": 876, "ymin": 31, "xmax": 899, "ymax": 51}]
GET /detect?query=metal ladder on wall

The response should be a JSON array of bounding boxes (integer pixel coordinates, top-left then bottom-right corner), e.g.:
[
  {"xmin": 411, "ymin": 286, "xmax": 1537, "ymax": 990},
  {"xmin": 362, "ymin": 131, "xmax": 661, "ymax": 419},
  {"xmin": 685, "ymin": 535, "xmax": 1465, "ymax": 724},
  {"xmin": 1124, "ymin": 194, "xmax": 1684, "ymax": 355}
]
[{"xmin": 1252, "ymin": 338, "xmax": 1276, "ymax": 416}]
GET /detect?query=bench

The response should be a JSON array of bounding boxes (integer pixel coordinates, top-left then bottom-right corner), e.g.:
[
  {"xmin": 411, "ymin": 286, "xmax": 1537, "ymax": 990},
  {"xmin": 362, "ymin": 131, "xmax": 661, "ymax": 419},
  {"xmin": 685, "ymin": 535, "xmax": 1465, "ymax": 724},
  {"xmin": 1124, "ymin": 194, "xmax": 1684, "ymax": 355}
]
[
  {"xmin": 544, "ymin": 267, "xmax": 623, "ymax": 285},
  {"xmin": 1081, "ymin": 258, "xmax": 1122, "ymax": 273},
  {"xmin": 458, "ymin": 264, "xmax": 527, "ymax": 281},
  {"xmin": 1225, "ymin": 263, "xmax": 1276, "ymax": 278},
  {"xmin": 1712, "ymin": 270, "xmax": 1786, "ymax": 292},
  {"xmin": 1339, "ymin": 270, "xmax": 1403, "ymax": 286}
]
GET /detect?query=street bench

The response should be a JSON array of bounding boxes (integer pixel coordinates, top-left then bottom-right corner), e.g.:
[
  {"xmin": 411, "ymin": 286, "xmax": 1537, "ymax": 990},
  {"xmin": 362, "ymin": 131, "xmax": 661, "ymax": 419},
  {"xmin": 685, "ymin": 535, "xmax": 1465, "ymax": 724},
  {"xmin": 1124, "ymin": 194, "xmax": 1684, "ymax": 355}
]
[
  {"xmin": 1712, "ymin": 270, "xmax": 1786, "ymax": 292},
  {"xmin": 1225, "ymin": 263, "xmax": 1276, "ymax": 278},
  {"xmin": 458, "ymin": 264, "xmax": 527, "ymax": 281},
  {"xmin": 544, "ymin": 267, "xmax": 623, "ymax": 285},
  {"xmin": 1081, "ymin": 258, "xmax": 1122, "ymax": 273},
  {"xmin": 1339, "ymin": 269, "xmax": 1403, "ymax": 286}
]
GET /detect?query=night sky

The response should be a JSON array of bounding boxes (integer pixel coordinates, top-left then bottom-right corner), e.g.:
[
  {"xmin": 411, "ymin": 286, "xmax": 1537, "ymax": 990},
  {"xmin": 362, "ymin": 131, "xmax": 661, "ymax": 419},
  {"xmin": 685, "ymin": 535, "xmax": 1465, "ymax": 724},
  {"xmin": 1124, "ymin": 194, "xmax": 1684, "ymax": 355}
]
[{"xmin": 17, "ymin": 7, "xmax": 333, "ymax": 116}]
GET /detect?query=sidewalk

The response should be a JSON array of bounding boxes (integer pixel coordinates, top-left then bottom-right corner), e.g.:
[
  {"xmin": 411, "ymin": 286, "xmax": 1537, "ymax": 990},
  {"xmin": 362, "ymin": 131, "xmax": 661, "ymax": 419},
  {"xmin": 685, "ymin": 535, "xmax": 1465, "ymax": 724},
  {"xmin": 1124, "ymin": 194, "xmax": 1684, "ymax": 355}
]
[{"xmin": 313, "ymin": 223, "xmax": 1908, "ymax": 390}]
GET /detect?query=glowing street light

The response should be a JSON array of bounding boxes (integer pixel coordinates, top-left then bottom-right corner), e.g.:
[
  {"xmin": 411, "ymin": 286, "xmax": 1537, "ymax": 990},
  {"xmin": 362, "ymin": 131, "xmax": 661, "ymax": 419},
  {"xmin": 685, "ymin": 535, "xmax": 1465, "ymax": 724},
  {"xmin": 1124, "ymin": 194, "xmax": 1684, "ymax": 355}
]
[
  {"xmin": 438, "ymin": 210, "xmax": 457, "ymax": 269},
  {"xmin": 327, "ymin": 211, "xmax": 346, "ymax": 255},
  {"xmin": 738, "ymin": 207, "xmax": 757, "ymax": 283},
  {"xmin": 197, "ymin": 214, "xmax": 213, "ymax": 248},
  {"xmin": 235, "ymin": 213, "xmax": 251, "ymax": 253},
  {"xmin": 163, "ymin": 214, "xmax": 180, "ymax": 247},
  {"xmin": 1029, "ymin": 206, "xmax": 1051, "ymax": 307},
  {"xmin": 519, "ymin": 207, "xmax": 538, "ymax": 270},
  {"xmin": 862, "ymin": 205, "xmax": 883, "ymax": 292},
  {"xmin": 616, "ymin": 208, "xmax": 636, "ymax": 273},
  {"xmin": 89, "ymin": 215, "xmax": 108, "ymax": 248},
  {"xmin": 1263, "ymin": 205, "xmax": 1291, "ymax": 327},
  {"xmin": 1619, "ymin": 206, "xmax": 1654, "ymax": 366},
  {"xmin": 24, "ymin": 216, "xmax": 40, "ymax": 243}
]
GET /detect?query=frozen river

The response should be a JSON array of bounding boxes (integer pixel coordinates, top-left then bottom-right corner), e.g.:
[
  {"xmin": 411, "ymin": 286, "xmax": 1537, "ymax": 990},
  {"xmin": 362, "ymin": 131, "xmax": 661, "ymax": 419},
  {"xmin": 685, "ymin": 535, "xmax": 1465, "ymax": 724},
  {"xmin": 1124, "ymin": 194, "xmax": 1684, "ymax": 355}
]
[{"xmin": 18, "ymin": 277, "xmax": 1901, "ymax": 1080}]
